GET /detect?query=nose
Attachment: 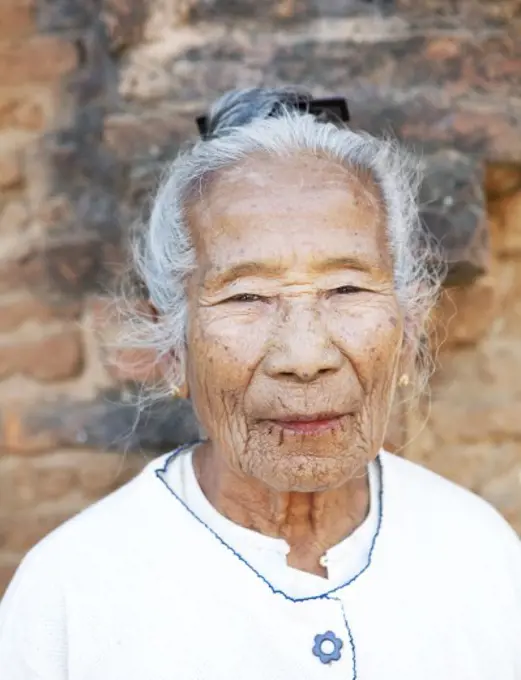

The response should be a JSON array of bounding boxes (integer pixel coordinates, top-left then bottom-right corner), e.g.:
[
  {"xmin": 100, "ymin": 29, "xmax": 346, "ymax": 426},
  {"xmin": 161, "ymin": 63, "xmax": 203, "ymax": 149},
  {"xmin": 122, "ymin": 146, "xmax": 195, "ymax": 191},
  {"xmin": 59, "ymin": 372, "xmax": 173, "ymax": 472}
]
[{"xmin": 264, "ymin": 302, "xmax": 343, "ymax": 383}]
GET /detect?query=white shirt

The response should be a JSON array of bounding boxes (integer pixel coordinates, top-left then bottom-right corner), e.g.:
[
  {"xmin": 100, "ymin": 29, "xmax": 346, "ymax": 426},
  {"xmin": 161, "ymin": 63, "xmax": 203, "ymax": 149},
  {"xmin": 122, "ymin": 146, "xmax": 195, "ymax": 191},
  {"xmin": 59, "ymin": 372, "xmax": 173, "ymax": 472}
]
[
  {"xmin": 163, "ymin": 446, "xmax": 381, "ymax": 598},
  {"xmin": 1, "ymin": 446, "xmax": 520, "ymax": 680}
]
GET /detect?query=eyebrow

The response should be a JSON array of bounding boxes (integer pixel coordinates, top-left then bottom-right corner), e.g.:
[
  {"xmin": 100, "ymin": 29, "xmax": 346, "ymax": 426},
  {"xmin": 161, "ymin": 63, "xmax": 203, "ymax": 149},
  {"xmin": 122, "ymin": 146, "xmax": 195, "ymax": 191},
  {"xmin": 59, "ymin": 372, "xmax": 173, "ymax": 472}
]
[{"xmin": 204, "ymin": 256, "xmax": 376, "ymax": 290}]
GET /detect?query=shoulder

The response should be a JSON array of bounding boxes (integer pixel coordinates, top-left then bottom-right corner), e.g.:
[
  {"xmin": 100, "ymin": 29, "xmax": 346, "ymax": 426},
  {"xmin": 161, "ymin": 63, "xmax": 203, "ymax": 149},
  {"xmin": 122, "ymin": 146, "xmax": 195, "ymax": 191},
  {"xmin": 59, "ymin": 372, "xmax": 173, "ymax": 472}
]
[
  {"xmin": 0, "ymin": 451, "xmax": 189, "ymax": 672},
  {"xmin": 381, "ymin": 451, "xmax": 507, "ymax": 519},
  {"xmin": 5, "ymin": 451, "xmax": 186, "ymax": 589},
  {"xmin": 380, "ymin": 451, "xmax": 521, "ymax": 573}
]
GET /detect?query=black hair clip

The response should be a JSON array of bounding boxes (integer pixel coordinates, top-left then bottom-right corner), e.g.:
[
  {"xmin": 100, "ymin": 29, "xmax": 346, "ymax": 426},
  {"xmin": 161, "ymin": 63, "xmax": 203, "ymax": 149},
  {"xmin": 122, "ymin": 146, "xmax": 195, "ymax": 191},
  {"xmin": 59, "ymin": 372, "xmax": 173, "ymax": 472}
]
[
  {"xmin": 297, "ymin": 96, "xmax": 350, "ymax": 123},
  {"xmin": 195, "ymin": 114, "xmax": 209, "ymax": 138},
  {"xmin": 195, "ymin": 96, "xmax": 350, "ymax": 137}
]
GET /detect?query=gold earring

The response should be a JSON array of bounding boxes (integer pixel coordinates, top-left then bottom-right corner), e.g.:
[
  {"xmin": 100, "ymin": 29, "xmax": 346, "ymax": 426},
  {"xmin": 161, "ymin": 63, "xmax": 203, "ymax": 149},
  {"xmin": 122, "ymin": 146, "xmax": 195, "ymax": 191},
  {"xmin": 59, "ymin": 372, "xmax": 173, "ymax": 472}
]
[
  {"xmin": 171, "ymin": 384, "xmax": 181, "ymax": 399},
  {"xmin": 398, "ymin": 373, "xmax": 409, "ymax": 387}
]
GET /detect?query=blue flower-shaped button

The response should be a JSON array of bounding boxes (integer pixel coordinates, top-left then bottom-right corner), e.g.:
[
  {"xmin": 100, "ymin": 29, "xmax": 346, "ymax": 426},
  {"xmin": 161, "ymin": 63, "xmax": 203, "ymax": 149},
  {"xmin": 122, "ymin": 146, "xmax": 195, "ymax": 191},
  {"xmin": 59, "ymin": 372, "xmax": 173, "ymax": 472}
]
[{"xmin": 312, "ymin": 630, "xmax": 343, "ymax": 664}]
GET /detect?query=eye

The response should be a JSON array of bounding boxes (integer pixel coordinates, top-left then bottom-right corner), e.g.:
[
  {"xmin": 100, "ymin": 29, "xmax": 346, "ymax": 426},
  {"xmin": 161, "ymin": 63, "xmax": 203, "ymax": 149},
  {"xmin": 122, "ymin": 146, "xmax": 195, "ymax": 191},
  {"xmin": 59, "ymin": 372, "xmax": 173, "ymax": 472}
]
[
  {"xmin": 224, "ymin": 293, "xmax": 264, "ymax": 303},
  {"xmin": 332, "ymin": 285, "xmax": 363, "ymax": 295}
]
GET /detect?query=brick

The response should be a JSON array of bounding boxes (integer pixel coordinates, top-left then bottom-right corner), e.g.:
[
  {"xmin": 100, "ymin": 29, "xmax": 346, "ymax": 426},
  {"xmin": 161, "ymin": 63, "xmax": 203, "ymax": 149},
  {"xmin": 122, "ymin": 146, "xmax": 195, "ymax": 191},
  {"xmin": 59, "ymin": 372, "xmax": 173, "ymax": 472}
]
[
  {"xmin": 0, "ymin": 87, "xmax": 56, "ymax": 131},
  {"xmin": 0, "ymin": 0, "xmax": 36, "ymax": 40},
  {"xmin": 32, "ymin": 126, "xmax": 123, "ymax": 238},
  {"xmin": 420, "ymin": 150, "xmax": 489, "ymax": 286},
  {"xmin": 3, "ymin": 447, "xmax": 142, "ymax": 500},
  {"xmin": 104, "ymin": 112, "xmax": 195, "ymax": 162},
  {"xmin": 0, "ymin": 37, "xmax": 78, "ymax": 87},
  {"xmin": 180, "ymin": 0, "xmax": 520, "ymax": 27},
  {"xmin": 0, "ymin": 200, "xmax": 29, "ymax": 234},
  {"xmin": 0, "ymin": 451, "xmax": 146, "ymax": 567},
  {"xmin": 102, "ymin": 0, "xmax": 146, "ymax": 54},
  {"xmin": 0, "ymin": 456, "xmax": 69, "ymax": 509},
  {"xmin": 44, "ymin": 239, "xmax": 124, "ymax": 297},
  {"xmin": 485, "ymin": 163, "xmax": 521, "ymax": 200},
  {"xmin": 23, "ymin": 137, "xmax": 54, "ymax": 207},
  {"xmin": 0, "ymin": 389, "xmax": 201, "ymax": 455},
  {"xmin": 38, "ymin": 465, "xmax": 77, "ymax": 502},
  {"xmin": 434, "ymin": 399, "xmax": 521, "ymax": 444},
  {"xmin": 186, "ymin": 0, "xmax": 369, "ymax": 20},
  {"xmin": 434, "ymin": 274, "xmax": 497, "ymax": 346},
  {"xmin": 0, "ymin": 328, "xmax": 83, "ymax": 382},
  {"xmin": 0, "ymin": 456, "xmax": 39, "ymax": 508},
  {"xmin": 0, "ymin": 295, "xmax": 82, "ymax": 332},
  {"xmin": 123, "ymin": 163, "xmax": 162, "ymax": 220},
  {"xmin": 23, "ymin": 328, "xmax": 84, "ymax": 381},
  {"xmin": 57, "ymin": 187, "xmax": 121, "ymax": 238},
  {"xmin": 43, "ymin": 123, "xmax": 122, "ymax": 197},
  {"xmin": 430, "ymin": 340, "xmax": 521, "ymax": 402},
  {"xmin": 1, "ymin": 406, "xmax": 60, "ymax": 454},
  {"xmin": 355, "ymin": 93, "xmax": 521, "ymax": 160},
  {"xmin": 122, "ymin": 28, "xmax": 521, "ymax": 102},
  {"xmin": 0, "ymin": 239, "xmax": 123, "ymax": 297},
  {"xmin": 272, "ymin": 33, "xmax": 521, "ymax": 100},
  {"xmin": 0, "ymin": 450, "xmax": 145, "ymax": 509},
  {"xmin": 395, "ymin": 0, "xmax": 521, "ymax": 27},
  {"xmin": 492, "ymin": 261, "xmax": 521, "ymax": 338},
  {"xmin": 143, "ymin": 0, "xmax": 206, "ymax": 36},
  {"xmin": 404, "ymin": 440, "xmax": 521, "ymax": 500},
  {"xmin": 37, "ymin": 0, "xmax": 98, "ymax": 32},
  {"xmin": 66, "ymin": 28, "xmax": 113, "ymax": 111},
  {"xmin": 491, "ymin": 189, "xmax": 521, "ymax": 256},
  {"xmin": 36, "ymin": 195, "xmax": 75, "ymax": 231},
  {"xmin": 0, "ymin": 250, "xmax": 46, "ymax": 295},
  {"xmin": 0, "ymin": 148, "xmax": 23, "ymax": 189}
]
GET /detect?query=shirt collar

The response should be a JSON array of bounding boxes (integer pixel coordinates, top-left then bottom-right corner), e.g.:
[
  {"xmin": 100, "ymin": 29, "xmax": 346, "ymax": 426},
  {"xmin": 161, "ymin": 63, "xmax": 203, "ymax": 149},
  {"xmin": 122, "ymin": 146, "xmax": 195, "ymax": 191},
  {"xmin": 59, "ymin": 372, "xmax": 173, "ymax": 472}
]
[{"xmin": 168, "ymin": 446, "xmax": 381, "ymax": 565}]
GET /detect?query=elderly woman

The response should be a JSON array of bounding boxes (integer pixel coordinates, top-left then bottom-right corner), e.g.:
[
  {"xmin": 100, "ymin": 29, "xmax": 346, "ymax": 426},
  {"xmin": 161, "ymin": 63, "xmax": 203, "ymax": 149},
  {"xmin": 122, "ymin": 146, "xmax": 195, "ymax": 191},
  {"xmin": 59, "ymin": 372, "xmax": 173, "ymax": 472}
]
[{"xmin": 0, "ymin": 87, "xmax": 520, "ymax": 680}]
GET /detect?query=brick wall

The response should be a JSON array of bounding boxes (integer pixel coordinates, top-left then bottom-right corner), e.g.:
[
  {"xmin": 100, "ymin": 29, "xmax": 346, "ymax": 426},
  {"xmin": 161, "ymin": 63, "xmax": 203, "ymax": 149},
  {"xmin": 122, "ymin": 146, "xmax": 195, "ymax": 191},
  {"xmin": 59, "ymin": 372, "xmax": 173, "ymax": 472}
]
[
  {"xmin": 409, "ymin": 164, "xmax": 521, "ymax": 533},
  {"xmin": 0, "ymin": 0, "xmax": 520, "ymax": 595},
  {"xmin": 0, "ymin": 0, "xmax": 155, "ymax": 593}
]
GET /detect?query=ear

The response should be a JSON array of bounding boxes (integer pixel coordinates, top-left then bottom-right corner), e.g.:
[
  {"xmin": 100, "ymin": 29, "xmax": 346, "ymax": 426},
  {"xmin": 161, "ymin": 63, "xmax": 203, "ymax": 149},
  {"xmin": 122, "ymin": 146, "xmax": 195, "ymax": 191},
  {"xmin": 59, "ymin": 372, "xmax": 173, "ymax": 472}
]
[
  {"xmin": 146, "ymin": 301, "xmax": 190, "ymax": 400},
  {"xmin": 172, "ymin": 363, "xmax": 190, "ymax": 400},
  {"xmin": 397, "ymin": 316, "xmax": 419, "ymax": 386}
]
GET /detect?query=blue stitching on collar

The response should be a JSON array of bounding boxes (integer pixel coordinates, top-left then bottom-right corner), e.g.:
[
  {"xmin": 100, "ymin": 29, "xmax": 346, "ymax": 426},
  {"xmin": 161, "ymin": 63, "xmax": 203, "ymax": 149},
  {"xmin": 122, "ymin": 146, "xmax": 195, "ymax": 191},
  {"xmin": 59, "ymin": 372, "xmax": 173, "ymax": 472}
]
[
  {"xmin": 154, "ymin": 441, "xmax": 382, "ymax": 678},
  {"xmin": 154, "ymin": 441, "xmax": 384, "ymax": 604}
]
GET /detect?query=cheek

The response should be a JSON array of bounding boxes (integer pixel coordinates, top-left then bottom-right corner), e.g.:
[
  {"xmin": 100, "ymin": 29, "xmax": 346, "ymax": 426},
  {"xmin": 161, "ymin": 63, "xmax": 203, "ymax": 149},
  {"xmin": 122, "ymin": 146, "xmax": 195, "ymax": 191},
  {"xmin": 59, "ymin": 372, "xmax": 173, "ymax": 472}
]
[
  {"xmin": 187, "ymin": 308, "xmax": 269, "ymax": 393},
  {"xmin": 331, "ymin": 298, "xmax": 403, "ymax": 385}
]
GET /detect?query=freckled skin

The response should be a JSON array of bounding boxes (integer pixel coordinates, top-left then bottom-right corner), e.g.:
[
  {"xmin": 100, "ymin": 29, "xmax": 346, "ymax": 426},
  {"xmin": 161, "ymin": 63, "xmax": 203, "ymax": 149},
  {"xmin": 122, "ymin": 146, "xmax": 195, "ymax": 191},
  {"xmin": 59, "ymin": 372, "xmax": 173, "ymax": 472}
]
[{"xmin": 179, "ymin": 154, "xmax": 404, "ymax": 576}]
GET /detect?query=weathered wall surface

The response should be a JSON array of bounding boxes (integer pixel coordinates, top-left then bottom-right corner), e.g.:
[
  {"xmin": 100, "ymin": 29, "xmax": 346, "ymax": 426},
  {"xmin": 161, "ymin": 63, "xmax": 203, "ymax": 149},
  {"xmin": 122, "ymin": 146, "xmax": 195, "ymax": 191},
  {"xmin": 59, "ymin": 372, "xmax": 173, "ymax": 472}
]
[
  {"xmin": 0, "ymin": 0, "xmax": 520, "ymax": 594},
  {"xmin": 409, "ymin": 164, "xmax": 521, "ymax": 533}
]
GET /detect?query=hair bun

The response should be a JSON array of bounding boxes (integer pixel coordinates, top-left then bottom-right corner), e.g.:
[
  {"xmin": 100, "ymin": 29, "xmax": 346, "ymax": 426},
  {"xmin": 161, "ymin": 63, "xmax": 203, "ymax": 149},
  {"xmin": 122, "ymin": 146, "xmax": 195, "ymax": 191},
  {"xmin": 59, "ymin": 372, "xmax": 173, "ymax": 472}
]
[{"xmin": 198, "ymin": 87, "xmax": 312, "ymax": 139}]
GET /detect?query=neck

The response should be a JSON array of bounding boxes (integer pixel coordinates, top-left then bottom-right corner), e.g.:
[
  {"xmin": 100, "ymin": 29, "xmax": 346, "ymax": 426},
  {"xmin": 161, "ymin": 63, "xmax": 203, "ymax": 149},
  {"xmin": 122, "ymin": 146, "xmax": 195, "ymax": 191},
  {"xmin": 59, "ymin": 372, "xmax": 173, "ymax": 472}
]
[{"xmin": 193, "ymin": 442, "xmax": 371, "ymax": 577}]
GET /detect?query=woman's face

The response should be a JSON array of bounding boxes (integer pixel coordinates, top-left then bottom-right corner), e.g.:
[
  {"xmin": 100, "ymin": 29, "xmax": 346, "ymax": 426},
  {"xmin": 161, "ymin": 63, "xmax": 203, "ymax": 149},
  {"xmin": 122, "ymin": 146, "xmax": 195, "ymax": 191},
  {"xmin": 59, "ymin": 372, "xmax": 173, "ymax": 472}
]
[{"xmin": 185, "ymin": 154, "xmax": 404, "ymax": 492}]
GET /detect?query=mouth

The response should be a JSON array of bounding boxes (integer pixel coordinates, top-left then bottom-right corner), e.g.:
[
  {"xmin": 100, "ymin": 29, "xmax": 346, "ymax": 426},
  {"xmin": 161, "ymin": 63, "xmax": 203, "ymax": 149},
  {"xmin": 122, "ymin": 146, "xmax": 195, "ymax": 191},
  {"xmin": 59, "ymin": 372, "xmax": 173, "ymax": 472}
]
[{"xmin": 265, "ymin": 413, "xmax": 348, "ymax": 435}]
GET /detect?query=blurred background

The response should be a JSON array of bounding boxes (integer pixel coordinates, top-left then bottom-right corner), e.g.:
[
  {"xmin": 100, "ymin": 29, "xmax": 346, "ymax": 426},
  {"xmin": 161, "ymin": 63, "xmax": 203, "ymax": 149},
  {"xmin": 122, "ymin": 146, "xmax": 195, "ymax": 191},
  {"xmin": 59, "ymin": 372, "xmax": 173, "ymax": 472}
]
[{"xmin": 0, "ymin": 0, "xmax": 520, "ymax": 596}]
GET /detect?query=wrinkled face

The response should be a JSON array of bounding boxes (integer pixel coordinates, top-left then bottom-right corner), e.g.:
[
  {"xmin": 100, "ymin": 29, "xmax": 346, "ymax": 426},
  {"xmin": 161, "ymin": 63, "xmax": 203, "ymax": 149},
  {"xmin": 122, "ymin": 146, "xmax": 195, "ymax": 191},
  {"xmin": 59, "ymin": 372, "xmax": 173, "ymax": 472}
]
[{"xmin": 185, "ymin": 154, "xmax": 404, "ymax": 492}]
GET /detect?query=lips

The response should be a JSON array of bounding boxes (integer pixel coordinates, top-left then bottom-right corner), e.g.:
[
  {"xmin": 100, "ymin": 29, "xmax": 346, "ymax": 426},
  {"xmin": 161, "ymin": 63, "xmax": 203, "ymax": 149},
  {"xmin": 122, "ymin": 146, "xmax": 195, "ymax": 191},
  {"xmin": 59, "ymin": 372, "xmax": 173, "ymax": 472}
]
[
  {"xmin": 272, "ymin": 412, "xmax": 345, "ymax": 423},
  {"xmin": 265, "ymin": 413, "xmax": 347, "ymax": 434}
]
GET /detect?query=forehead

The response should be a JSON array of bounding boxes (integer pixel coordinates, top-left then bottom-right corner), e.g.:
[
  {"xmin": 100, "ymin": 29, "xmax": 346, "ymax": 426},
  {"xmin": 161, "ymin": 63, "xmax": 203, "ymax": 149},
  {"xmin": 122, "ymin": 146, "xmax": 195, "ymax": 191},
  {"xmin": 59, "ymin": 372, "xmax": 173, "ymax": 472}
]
[{"xmin": 188, "ymin": 154, "xmax": 390, "ymax": 271}]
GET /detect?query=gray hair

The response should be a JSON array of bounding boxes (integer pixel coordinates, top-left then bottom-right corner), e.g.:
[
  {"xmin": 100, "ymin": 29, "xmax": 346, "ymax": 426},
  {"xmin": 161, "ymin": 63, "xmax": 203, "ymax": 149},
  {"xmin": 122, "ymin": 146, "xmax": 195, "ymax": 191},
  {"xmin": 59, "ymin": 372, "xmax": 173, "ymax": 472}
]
[{"xmin": 122, "ymin": 87, "xmax": 442, "ymax": 398}]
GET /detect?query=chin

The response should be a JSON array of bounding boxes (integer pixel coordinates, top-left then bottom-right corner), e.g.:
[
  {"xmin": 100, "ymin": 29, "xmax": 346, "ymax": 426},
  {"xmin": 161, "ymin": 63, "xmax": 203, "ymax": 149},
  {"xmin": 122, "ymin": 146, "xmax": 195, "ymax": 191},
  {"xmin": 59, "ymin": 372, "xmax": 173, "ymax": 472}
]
[
  {"xmin": 239, "ymin": 426, "xmax": 367, "ymax": 491},
  {"xmin": 249, "ymin": 450, "xmax": 359, "ymax": 493}
]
